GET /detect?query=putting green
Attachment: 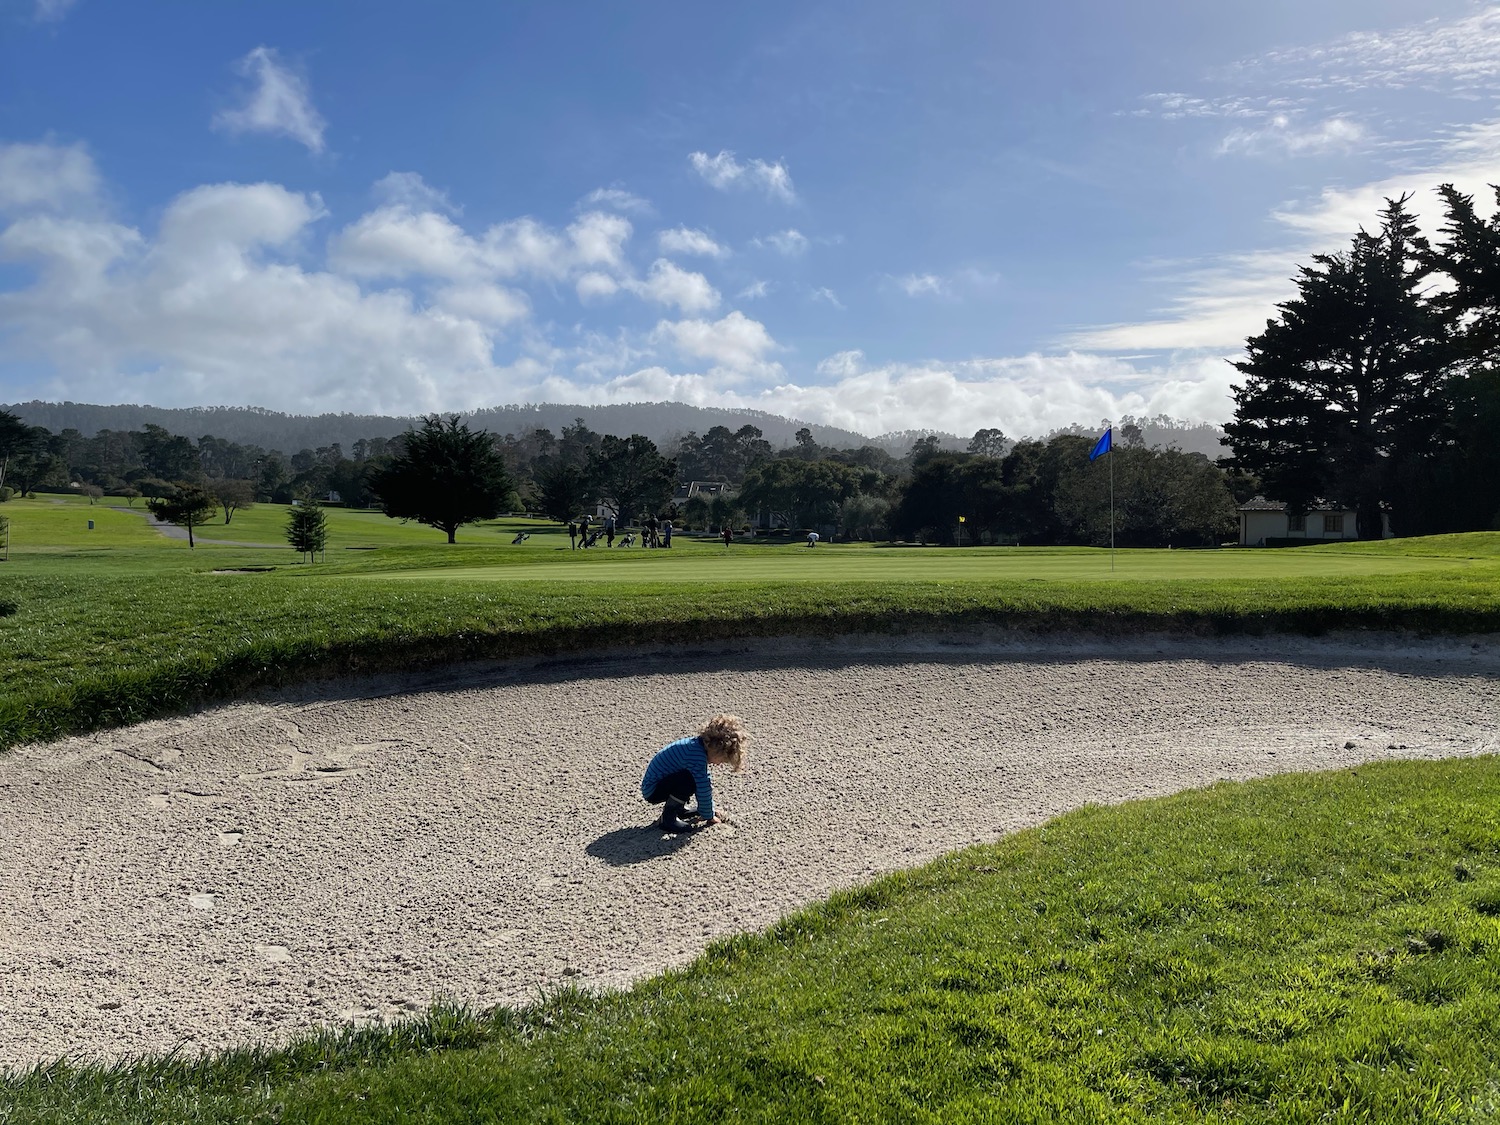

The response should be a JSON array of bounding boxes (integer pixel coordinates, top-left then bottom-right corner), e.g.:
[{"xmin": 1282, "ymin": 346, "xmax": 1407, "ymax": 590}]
[{"xmin": 359, "ymin": 545, "xmax": 1471, "ymax": 584}]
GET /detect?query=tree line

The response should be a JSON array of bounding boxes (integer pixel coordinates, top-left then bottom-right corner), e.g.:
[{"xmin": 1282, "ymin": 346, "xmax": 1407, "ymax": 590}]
[
  {"xmin": 1225, "ymin": 185, "xmax": 1500, "ymax": 538},
  {"xmin": 0, "ymin": 402, "xmax": 1257, "ymax": 546},
  {"xmin": 0, "ymin": 417, "xmax": 399, "ymax": 515}
]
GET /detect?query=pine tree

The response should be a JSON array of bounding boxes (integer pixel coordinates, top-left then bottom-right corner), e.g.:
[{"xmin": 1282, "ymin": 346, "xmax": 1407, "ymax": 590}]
[
  {"xmin": 1224, "ymin": 195, "xmax": 1450, "ymax": 539},
  {"xmin": 285, "ymin": 501, "xmax": 328, "ymax": 562},
  {"xmin": 369, "ymin": 416, "xmax": 515, "ymax": 543},
  {"xmin": 146, "ymin": 485, "xmax": 217, "ymax": 548}
]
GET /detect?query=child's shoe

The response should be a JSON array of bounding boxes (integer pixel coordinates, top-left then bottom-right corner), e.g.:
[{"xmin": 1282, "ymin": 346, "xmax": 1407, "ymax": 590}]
[{"xmin": 659, "ymin": 800, "xmax": 696, "ymax": 832}]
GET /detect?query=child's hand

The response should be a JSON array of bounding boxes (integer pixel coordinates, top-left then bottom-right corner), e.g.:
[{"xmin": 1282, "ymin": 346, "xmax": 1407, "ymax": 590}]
[{"xmin": 704, "ymin": 815, "xmax": 724, "ymax": 827}]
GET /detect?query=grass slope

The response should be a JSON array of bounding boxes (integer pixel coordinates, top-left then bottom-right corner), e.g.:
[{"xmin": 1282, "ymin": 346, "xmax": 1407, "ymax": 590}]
[
  {"xmin": 6, "ymin": 756, "xmax": 1498, "ymax": 1123},
  {"xmin": 0, "ymin": 517, "xmax": 1497, "ymax": 751}
]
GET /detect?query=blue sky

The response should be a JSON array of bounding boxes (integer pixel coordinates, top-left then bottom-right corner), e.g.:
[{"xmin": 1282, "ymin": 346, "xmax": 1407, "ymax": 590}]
[{"xmin": 2, "ymin": 0, "xmax": 1498, "ymax": 437}]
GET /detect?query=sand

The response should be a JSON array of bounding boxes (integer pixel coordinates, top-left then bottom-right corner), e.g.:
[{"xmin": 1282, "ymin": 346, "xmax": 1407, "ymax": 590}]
[{"xmin": 1, "ymin": 631, "xmax": 1496, "ymax": 1072}]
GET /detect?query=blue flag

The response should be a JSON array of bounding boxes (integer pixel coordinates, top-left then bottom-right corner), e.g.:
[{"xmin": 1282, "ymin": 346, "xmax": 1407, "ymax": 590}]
[{"xmin": 1089, "ymin": 427, "xmax": 1112, "ymax": 462}]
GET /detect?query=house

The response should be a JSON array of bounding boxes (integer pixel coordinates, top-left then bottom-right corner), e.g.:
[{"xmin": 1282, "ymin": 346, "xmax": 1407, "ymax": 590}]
[
  {"xmin": 672, "ymin": 480, "xmax": 730, "ymax": 503},
  {"xmin": 589, "ymin": 482, "xmax": 732, "ymax": 522},
  {"xmin": 1237, "ymin": 497, "xmax": 1392, "ymax": 546}
]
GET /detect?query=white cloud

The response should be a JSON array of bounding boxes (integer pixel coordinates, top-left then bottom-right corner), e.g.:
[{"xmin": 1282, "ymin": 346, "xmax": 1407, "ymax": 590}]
[
  {"xmin": 534, "ymin": 365, "xmax": 729, "ymax": 408},
  {"xmin": 0, "ymin": 180, "xmax": 531, "ymax": 414},
  {"xmin": 578, "ymin": 187, "xmax": 653, "ymax": 215},
  {"xmin": 751, "ymin": 353, "xmax": 1235, "ymax": 438},
  {"xmin": 1070, "ymin": 118, "xmax": 1500, "ymax": 352},
  {"xmin": 530, "ymin": 351, "xmax": 1235, "ymax": 438},
  {"xmin": 1135, "ymin": 92, "xmax": 1301, "ymax": 121},
  {"xmin": 889, "ymin": 269, "xmax": 1000, "ymax": 298},
  {"xmin": 1140, "ymin": 10, "xmax": 1500, "ymax": 113},
  {"xmin": 651, "ymin": 310, "xmax": 781, "ymax": 379},
  {"xmin": 811, "ymin": 286, "xmax": 844, "ymax": 310},
  {"xmin": 627, "ymin": 258, "xmax": 720, "ymax": 314},
  {"xmin": 0, "ymin": 140, "xmax": 101, "ymax": 213},
  {"xmin": 33, "ymin": 0, "xmax": 76, "ymax": 22},
  {"xmin": 816, "ymin": 349, "xmax": 864, "ymax": 378},
  {"xmin": 0, "ymin": 151, "xmax": 1247, "ymax": 434},
  {"xmin": 373, "ymin": 172, "xmax": 457, "ymax": 214},
  {"xmin": 433, "ymin": 283, "xmax": 529, "ymax": 326},
  {"xmin": 330, "ymin": 206, "xmax": 479, "ymax": 280},
  {"xmin": 567, "ymin": 211, "xmax": 633, "ymax": 272},
  {"xmin": 0, "ymin": 173, "xmax": 1243, "ymax": 430},
  {"xmin": 1217, "ymin": 115, "xmax": 1366, "ymax": 157},
  {"xmin": 1, "ymin": 212, "xmax": 142, "ymax": 293},
  {"xmin": 657, "ymin": 226, "xmax": 728, "ymax": 258},
  {"xmin": 575, "ymin": 271, "xmax": 619, "ymax": 302},
  {"xmin": 755, "ymin": 228, "xmax": 808, "ymax": 256},
  {"xmin": 689, "ymin": 151, "xmax": 742, "ymax": 190},
  {"xmin": 738, "ymin": 279, "xmax": 771, "ymax": 299},
  {"xmin": 688, "ymin": 150, "xmax": 796, "ymax": 203},
  {"xmin": 897, "ymin": 273, "xmax": 945, "ymax": 297},
  {"xmin": 330, "ymin": 207, "xmax": 632, "ymax": 283},
  {"xmin": 213, "ymin": 46, "xmax": 328, "ymax": 154},
  {"xmin": 1246, "ymin": 7, "xmax": 1500, "ymax": 95}
]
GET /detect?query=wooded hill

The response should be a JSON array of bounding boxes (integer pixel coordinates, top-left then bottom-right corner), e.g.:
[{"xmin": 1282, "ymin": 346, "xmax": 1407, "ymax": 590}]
[
  {"xmin": 3, "ymin": 400, "xmax": 1229, "ymax": 459},
  {"xmin": 2, "ymin": 401, "xmax": 872, "ymax": 456}
]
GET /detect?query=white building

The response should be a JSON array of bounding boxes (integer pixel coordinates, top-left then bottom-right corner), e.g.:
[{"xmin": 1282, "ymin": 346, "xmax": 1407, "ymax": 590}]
[{"xmin": 1237, "ymin": 497, "xmax": 1392, "ymax": 546}]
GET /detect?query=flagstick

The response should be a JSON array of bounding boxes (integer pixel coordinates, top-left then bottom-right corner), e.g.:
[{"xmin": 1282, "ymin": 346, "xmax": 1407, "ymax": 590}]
[{"xmin": 1109, "ymin": 432, "xmax": 1115, "ymax": 573}]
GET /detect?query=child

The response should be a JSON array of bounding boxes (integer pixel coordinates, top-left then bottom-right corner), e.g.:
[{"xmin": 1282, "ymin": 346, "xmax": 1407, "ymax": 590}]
[{"xmin": 641, "ymin": 713, "xmax": 748, "ymax": 831}]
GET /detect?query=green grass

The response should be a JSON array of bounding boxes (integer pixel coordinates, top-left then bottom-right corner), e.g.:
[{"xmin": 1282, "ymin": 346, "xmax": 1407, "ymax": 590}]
[
  {"xmin": 1, "ymin": 511, "xmax": 1497, "ymax": 752},
  {"xmin": 185, "ymin": 501, "xmax": 562, "ymax": 548},
  {"xmin": 364, "ymin": 546, "xmax": 1472, "ymax": 583},
  {"xmin": 0, "ymin": 494, "xmax": 185, "ymax": 550},
  {"xmin": 0, "ymin": 493, "xmax": 565, "ymax": 550},
  {"xmin": 6, "ymin": 756, "xmax": 1498, "ymax": 1123},
  {"xmin": 2, "ymin": 509, "xmax": 1497, "ymax": 1119}
]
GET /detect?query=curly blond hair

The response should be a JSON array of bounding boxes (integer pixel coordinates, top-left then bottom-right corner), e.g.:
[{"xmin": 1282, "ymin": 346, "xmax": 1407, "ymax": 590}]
[{"xmin": 699, "ymin": 713, "xmax": 748, "ymax": 772}]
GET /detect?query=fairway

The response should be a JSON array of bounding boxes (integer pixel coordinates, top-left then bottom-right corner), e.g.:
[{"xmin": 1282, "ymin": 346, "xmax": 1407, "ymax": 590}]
[
  {"xmin": 0, "ymin": 494, "xmax": 184, "ymax": 550},
  {"xmin": 360, "ymin": 543, "xmax": 1472, "ymax": 583},
  {"xmin": 1, "ymin": 516, "xmax": 1496, "ymax": 753},
  {"xmin": 0, "ymin": 493, "xmax": 562, "ymax": 551}
]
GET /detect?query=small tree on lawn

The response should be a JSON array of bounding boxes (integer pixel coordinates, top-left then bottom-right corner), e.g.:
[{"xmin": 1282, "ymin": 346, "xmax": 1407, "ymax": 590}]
[
  {"xmin": 213, "ymin": 478, "xmax": 257, "ymax": 524},
  {"xmin": 81, "ymin": 484, "xmax": 104, "ymax": 505},
  {"xmin": 147, "ymin": 485, "xmax": 217, "ymax": 549},
  {"xmin": 285, "ymin": 501, "xmax": 328, "ymax": 562},
  {"xmin": 370, "ymin": 415, "xmax": 514, "ymax": 543}
]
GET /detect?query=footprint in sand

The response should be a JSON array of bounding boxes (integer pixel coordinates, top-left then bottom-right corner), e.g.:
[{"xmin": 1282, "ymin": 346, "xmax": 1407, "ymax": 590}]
[
  {"xmin": 142, "ymin": 790, "xmax": 225, "ymax": 810},
  {"xmin": 241, "ymin": 740, "xmax": 404, "ymax": 786}
]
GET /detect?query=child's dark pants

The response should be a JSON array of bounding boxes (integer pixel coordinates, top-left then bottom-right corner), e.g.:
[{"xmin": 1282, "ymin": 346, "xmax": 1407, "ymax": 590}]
[{"xmin": 646, "ymin": 769, "xmax": 696, "ymax": 806}]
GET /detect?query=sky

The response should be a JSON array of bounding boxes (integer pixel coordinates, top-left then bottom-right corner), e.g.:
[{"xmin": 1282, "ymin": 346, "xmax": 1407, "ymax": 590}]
[{"xmin": 3, "ymin": 1, "xmax": 1500, "ymax": 438}]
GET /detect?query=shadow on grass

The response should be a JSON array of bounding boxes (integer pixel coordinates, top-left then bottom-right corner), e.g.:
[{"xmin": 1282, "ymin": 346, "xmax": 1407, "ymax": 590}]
[{"xmin": 586, "ymin": 824, "xmax": 699, "ymax": 866}]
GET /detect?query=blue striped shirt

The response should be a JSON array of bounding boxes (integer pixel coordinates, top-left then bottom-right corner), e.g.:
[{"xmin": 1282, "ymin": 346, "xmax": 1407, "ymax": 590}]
[{"xmin": 640, "ymin": 736, "xmax": 714, "ymax": 819}]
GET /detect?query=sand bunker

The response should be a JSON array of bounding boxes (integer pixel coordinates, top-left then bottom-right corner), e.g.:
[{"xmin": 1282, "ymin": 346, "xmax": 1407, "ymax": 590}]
[{"xmin": 1, "ymin": 632, "xmax": 1496, "ymax": 1071}]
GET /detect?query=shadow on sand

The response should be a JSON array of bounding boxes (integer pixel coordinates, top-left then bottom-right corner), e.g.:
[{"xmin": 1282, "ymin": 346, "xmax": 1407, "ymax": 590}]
[{"xmin": 586, "ymin": 824, "xmax": 699, "ymax": 867}]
